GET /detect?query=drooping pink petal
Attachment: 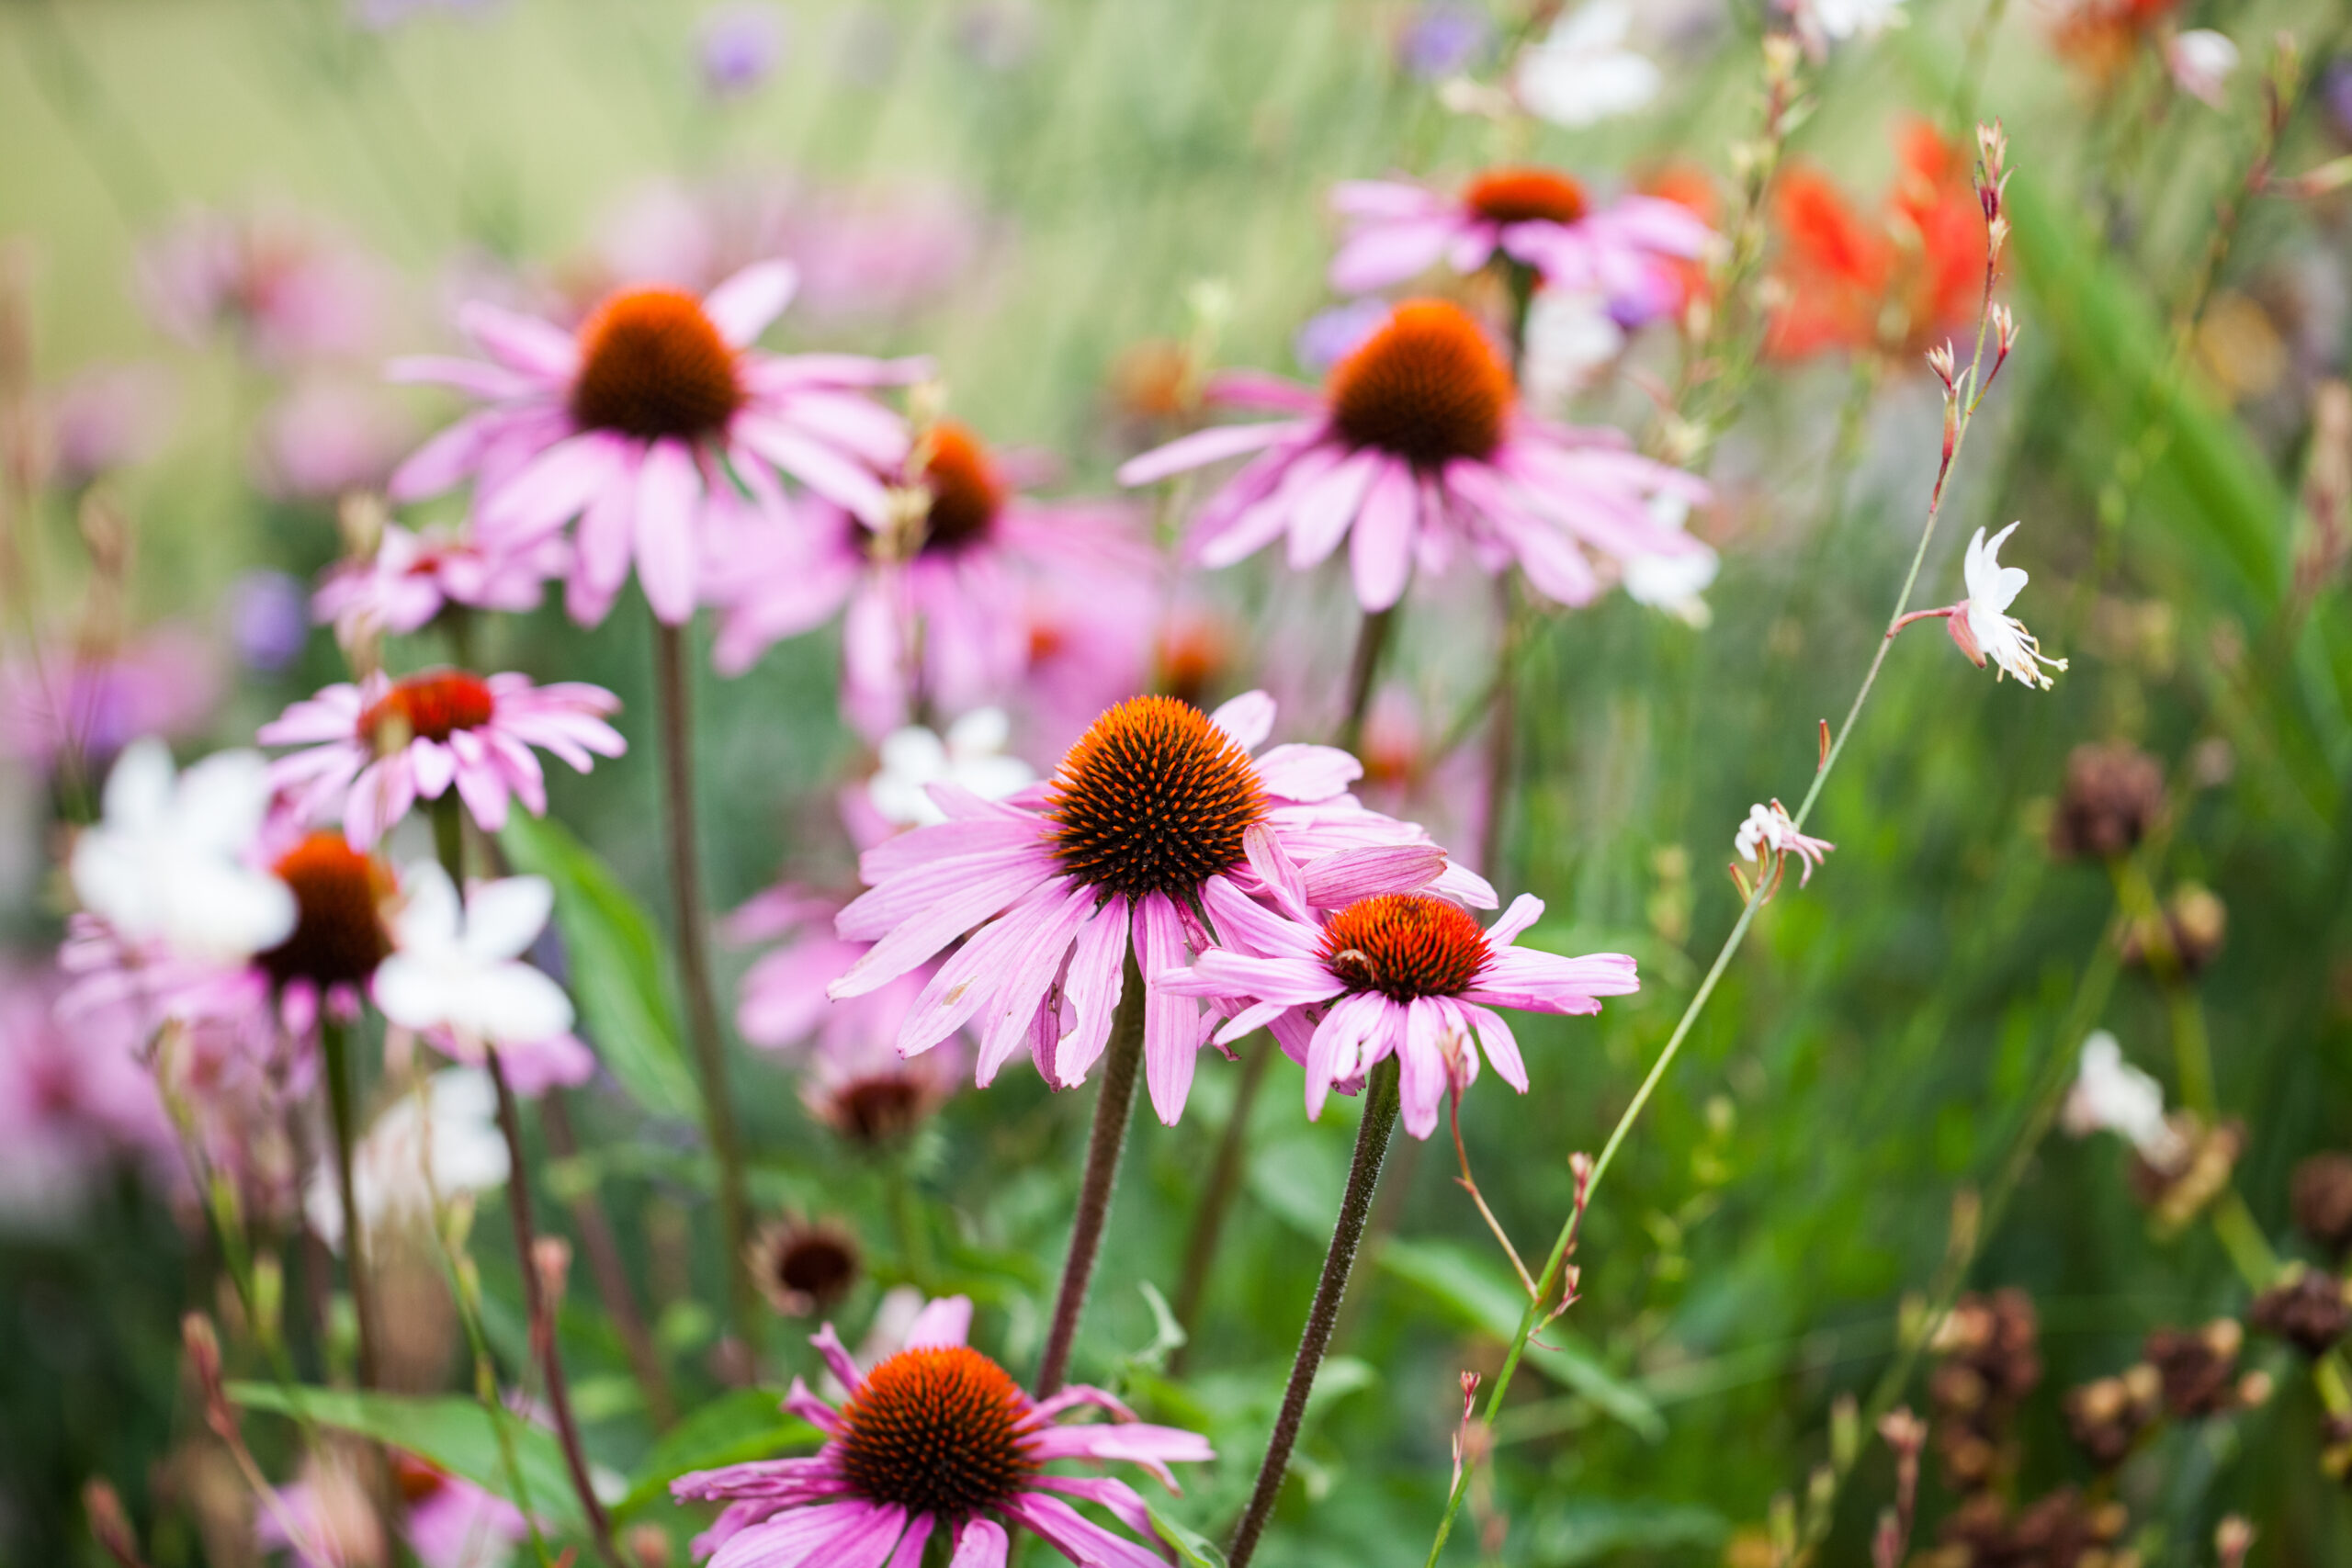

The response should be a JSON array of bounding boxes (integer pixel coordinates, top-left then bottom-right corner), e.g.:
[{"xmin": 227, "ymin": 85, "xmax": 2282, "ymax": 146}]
[
  {"xmin": 903, "ymin": 1295, "xmax": 973, "ymax": 1349},
  {"xmin": 705, "ymin": 261, "xmax": 799, "ymax": 347},
  {"xmin": 1116, "ymin": 419, "xmax": 1305, "ymax": 488},
  {"xmin": 1136, "ymin": 892, "xmax": 1200, "ymax": 1124},
  {"xmin": 1348, "ymin": 457, "xmax": 1419, "ymax": 611}
]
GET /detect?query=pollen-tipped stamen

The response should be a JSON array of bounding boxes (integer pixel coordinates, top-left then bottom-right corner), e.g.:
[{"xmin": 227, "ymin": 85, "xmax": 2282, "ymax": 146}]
[
  {"xmin": 1318, "ymin": 893, "xmax": 1490, "ymax": 1000},
  {"xmin": 1046, "ymin": 696, "xmax": 1266, "ymax": 901}
]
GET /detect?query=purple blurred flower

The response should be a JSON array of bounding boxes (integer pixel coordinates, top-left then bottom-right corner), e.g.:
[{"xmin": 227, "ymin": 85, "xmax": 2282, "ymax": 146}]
[
  {"xmin": 0, "ymin": 628, "xmax": 220, "ymax": 773},
  {"xmin": 252, "ymin": 379, "xmax": 413, "ymax": 502},
  {"xmin": 1293, "ymin": 298, "xmax": 1392, "ymax": 376},
  {"xmin": 0, "ymin": 962, "xmax": 176, "ymax": 1228},
  {"xmin": 695, "ymin": 2, "xmax": 787, "ymax": 97},
  {"xmin": 227, "ymin": 571, "xmax": 311, "ymax": 673},
  {"xmin": 48, "ymin": 363, "xmax": 175, "ymax": 486},
  {"xmin": 1397, "ymin": 2, "xmax": 1492, "ymax": 79},
  {"xmin": 2323, "ymin": 59, "xmax": 2352, "ymax": 142}
]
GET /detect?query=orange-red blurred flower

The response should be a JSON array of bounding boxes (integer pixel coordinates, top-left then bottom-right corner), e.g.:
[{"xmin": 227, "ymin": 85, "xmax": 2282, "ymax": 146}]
[
  {"xmin": 1764, "ymin": 119, "xmax": 1988, "ymax": 362},
  {"xmin": 2051, "ymin": 0, "xmax": 2184, "ymax": 85},
  {"xmin": 1638, "ymin": 162, "xmax": 1721, "ymax": 319}
]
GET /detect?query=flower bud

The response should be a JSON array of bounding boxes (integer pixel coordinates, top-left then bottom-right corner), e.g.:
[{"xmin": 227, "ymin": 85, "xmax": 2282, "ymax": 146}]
[{"xmin": 2048, "ymin": 741, "xmax": 2165, "ymax": 860}]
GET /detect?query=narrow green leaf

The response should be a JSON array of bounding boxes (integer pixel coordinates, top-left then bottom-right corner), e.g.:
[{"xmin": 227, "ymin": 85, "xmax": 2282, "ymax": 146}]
[
  {"xmin": 1378, "ymin": 1238, "xmax": 1666, "ymax": 1442},
  {"xmin": 502, "ymin": 812, "xmax": 702, "ymax": 1122},
  {"xmin": 612, "ymin": 1388, "xmax": 823, "ymax": 1521},
  {"xmin": 1149, "ymin": 1501, "xmax": 1230, "ymax": 1568},
  {"xmin": 227, "ymin": 1382, "xmax": 584, "ymax": 1529}
]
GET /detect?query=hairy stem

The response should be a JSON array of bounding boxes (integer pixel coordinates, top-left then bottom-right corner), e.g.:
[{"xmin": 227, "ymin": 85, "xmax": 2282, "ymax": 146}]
[
  {"xmin": 650, "ymin": 619, "xmax": 762, "ymax": 1360},
  {"xmin": 1228, "ymin": 1059, "xmax": 1400, "ymax": 1568},
  {"xmin": 1035, "ymin": 959, "xmax": 1148, "ymax": 1397},
  {"xmin": 539, "ymin": 1090, "xmax": 676, "ymax": 1429},
  {"xmin": 1335, "ymin": 605, "xmax": 1396, "ymax": 757},
  {"xmin": 317, "ymin": 1014, "xmax": 379, "ymax": 1388},
  {"xmin": 488, "ymin": 1050, "xmax": 619, "ymax": 1566},
  {"xmin": 1169, "ymin": 1032, "xmax": 1278, "ymax": 1373}
]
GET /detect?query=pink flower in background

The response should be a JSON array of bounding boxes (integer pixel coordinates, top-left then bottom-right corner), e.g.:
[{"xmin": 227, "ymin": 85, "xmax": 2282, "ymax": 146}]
[
  {"xmin": 312, "ymin": 522, "xmax": 565, "ymax": 643},
  {"xmin": 1159, "ymin": 891, "xmax": 1636, "ymax": 1138},
  {"xmin": 827, "ymin": 691, "xmax": 1494, "ymax": 1123},
  {"xmin": 1329, "ymin": 168, "xmax": 1712, "ymax": 326},
  {"xmin": 0, "ymin": 963, "xmax": 175, "ymax": 1227},
  {"xmin": 389, "ymin": 262, "xmax": 922, "ymax": 626},
  {"xmin": 252, "ymin": 378, "xmax": 416, "ymax": 501},
  {"xmin": 47, "ymin": 362, "xmax": 177, "ymax": 485},
  {"xmin": 1120, "ymin": 299, "xmax": 1707, "ymax": 613},
  {"xmin": 707, "ymin": 420, "xmax": 1158, "ymax": 739},
  {"xmin": 1355, "ymin": 685, "xmax": 1487, "ymax": 870},
  {"xmin": 262, "ymin": 1449, "xmax": 526, "ymax": 1568},
  {"xmin": 670, "ymin": 1294, "xmax": 1211, "ymax": 1568},
  {"xmin": 261, "ymin": 669, "xmax": 624, "ymax": 847},
  {"xmin": 137, "ymin": 207, "xmax": 399, "ymax": 366},
  {"xmin": 0, "ymin": 628, "xmax": 220, "ymax": 773}
]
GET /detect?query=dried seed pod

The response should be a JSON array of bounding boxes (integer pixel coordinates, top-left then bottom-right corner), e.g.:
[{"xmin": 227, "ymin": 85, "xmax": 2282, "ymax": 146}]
[
  {"xmin": 2250, "ymin": 1269, "xmax": 2351, "ymax": 1358},
  {"xmin": 2048, "ymin": 741, "xmax": 2165, "ymax": 860}
]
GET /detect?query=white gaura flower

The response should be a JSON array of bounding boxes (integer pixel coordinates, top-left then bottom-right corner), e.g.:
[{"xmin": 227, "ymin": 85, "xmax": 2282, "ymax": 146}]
[
  {"xmin": 375, "ymin": 865, "xmax": 574, "ymax": 1052},
  {"xmin": 2063, "ymin": 1032, "xmax": 2187, "ymax": 1167},
  {"xmin": 1784, "ymin": 0, "xmax": 1907, "ymax": 54},
  {"xmin": 305, "ymin": 1067, "xmax": 509, "ymax": 1251},
  {"xmin": 1512, "ymin": 2, "xmax": 1661, "ymax": 129},
  {"xmin": 1952, "ymin": 523, "xmax": 2067, "ymax": 690},
  {"xmin": 1734, "ymin": 798, "xmax": 1835, "ymax": 892},
  {"xmin": 70, "ymin": 738, "xmax": 296, "ymax": 966},
  {"xmin": 1623, "ymin": 493, "xmax": 1720, "ymax": 628},
  {"xmin": 2165, "ymin": 30, "xmax": 2239, "ymax": 108},
  {"xmin": 865, "ymin": 707, "xmax": 1035, "ymax": 829},
  {"xmin": 1521, "ymin": 288, "xmax": 1626, "ymax": 413}
]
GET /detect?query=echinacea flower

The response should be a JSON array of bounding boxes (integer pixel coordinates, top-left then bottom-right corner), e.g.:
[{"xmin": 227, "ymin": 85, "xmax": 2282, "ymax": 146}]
[
  {"xmin": 707, "ymin": 420, "xmax": 1156, "ymax": 738},
  {"xmin": 1950, "ymin": 524, "xmax": 2067, "ymax": 689},
  {"xmin": 748, "ymin": 1217, "xmax": 861, "ymax": 1317},
  {"xmin": 312, "ymin": 521, "xmax": 565, "ymax": 643},
  {"xmin": 1733, "ymin": 799, "xmax": 1836, "ymax": 891},
  {"xmin": 70, "ymin": 739, "xmax": 296, "ymax": 968},
  {"xmin": 389, "ymin": 261, "xmax": 922, "ymax": 626},
  {"xmin": 1511, "ymin": 2, "xmax": 1661, "ymax": 129},
  {"xmin": 374, "ymin": 864, "xmax": 593, "ymax": 1093},
  {"xmin": 1157, "ymin": 890, "xmax": 1636, "ymax": 1138},
  {"xmin": 1327, "ymin": 169, "xmax": 1711, "ymax": 326},
  {"xmin": 264, "ymin": 1450, "xmax": 528, "ymax": 1568},
  {"xmin": 1118, "ymin": 299, "xmax": 1706, "ymax": 613},
  {"xmin": 828, "ymin": 692, "xmax": 1495, "ymax": 1122},
  {"xmin": 670, "ymin": 1294, "xmax": 1211, "ymax": 1568},
  {"xmin": 304, "ymin": 1066, "xmax": 509, "ymax": 1252},
  {"xmin": 262, "ymin": 668, "xmax": 625, "ymax": 848},
  {"xmin": 2063, "ymin": 1032, "xmax": 2186, "ymax": 1167}
]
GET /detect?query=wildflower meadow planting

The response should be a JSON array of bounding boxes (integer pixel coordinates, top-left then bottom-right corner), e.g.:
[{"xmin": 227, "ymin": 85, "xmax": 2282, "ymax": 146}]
[{"xmin": 6, "ymin": 0, "xmax": 2352, "ymax": 1562}]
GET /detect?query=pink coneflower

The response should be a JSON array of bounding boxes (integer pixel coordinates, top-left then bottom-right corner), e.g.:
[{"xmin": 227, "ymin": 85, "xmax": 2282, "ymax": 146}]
[
  {"xmin": 388, "ymin": 261, "xmax": 922, "ymax": 626},
  {"xmin": 261, "ymin": 669, "xmax": 626, "ymax": 848},
  {"xmin": 670, "ymin": 1294, "xmax": 1210, "ymax": 1568},
  {"xmin": 707, "ymin": 420, "xmax": 1156, "ymax": 739},
  {"xmin": 312, "ymin": 521, "xmax": 567, "ymax": 644},
  {"xmin": 1158, "ymin": 891, "xmax": 1636, "ymax": 1138},
  {"xmin": 1117, "ymin": 299, "xmax": 1706, "ymax": 613},
  {"xmin": 828, "ymin": 691, "xmax": 1493, "ymax": 1123},
  {"xmin": 1329, "ymin": 169, "xmax": 1713, "ymax": 325}
]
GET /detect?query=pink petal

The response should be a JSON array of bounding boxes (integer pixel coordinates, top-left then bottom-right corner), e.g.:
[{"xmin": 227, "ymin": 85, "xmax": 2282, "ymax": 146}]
[
  {"xmin": 949, "ymin": 1519, "xmax": 1008, "ymax": 1568},
  {"xmin": 1348, "ymin": 457, "xmax": 1419, "ymax": 611},
  {"xmin": 634, "ymin": 439, "xmax": 703, "ymax": 625},
  {"xmin": 1136, "ymin": 893, "xmax": 1200, "ymax": 1124},
  {"xmin": 1053, "ymin": 897, "xmax": 1131, "ymax": 1088},
  {"xmin": 1329, "ymin": 216, "xmax": 1460, "ymax": 293},
  {"xmin": 1116, "ymin": 420, "xmax": 1302, "ymax": 488},
  {"xmin": 458, "ymin": 301, "xmax": 580, "ymax": 379},
  {"xmin": 905, "ymin": 1296, "xmax": 973, "ymax": 1348},
  {"xmin": 706, "ymin": 261, "xmax": 799, "ymax": 346}
]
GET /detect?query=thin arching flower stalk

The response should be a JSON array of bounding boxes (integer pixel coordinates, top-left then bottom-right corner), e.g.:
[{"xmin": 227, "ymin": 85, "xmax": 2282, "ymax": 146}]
[{"xmin": 1424, "ymin": 119, "xmax": 2033, "ymax": 1568}]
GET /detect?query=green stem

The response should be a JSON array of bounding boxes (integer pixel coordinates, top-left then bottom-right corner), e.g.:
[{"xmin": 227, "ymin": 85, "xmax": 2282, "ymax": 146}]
[
  {"xmin": 1335, "ymin": 605, "xmax": 1396, "ymax": 757},
  {"xmin": 1035, "ymin": 959, "xmax": 1148, "ymax": 1397},
  {"xmin": 1227, "ymin": 1059, "xmax": 1400, "ymax": 1568},
  {"xmin": 318, "ymin": 1013, "xmax": 379, "ymax": 1388},
  {"xmin": 650, "ymin": 619, "xmax": 763, "ymax": 1361},
  {"xmin": 888, "ymin": 1149, "xmax": 934, "ymax": 1292}
]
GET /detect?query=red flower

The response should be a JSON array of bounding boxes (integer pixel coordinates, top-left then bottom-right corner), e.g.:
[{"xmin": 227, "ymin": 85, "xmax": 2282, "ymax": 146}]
[{"xmin": 1764, "ymin": 119, "xmax": 1989, "ymax": 362}]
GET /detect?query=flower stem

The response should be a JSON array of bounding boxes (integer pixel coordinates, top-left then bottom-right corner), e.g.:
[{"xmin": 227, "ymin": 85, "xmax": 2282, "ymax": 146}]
[
  {"xmin": 1035, "ymin": 956, "xmax": 1147, "ymax": 1397},
  {"xmin": 1227, "ymin": 1057, "xmax": 1399, "ymax": 1568},
  {"xmin": 1335, "ymin": 605, "xmax": 1396, "ymax": 756},
  {"xmin": 650, "ymin": 619, "xmax": 762, "ymax": 1361},
  {"xmin": 487, "ymin": 1048, "xmax": 619, "ymax": 1567},
  {"xmin": 1168, "ymin": 1031, "xmax": 1278, "ymax": 1373},
  {"xmin": 316, "ymin": 1012, "xmax": 379, "ymax": 1388},
  {"xmin": 539, "ymin": 1089, "xmax": 677, "ymax": 1429},
  {"xmin": 1478, "ymin": 574, "xmax": 1522, "ymax": 881}
]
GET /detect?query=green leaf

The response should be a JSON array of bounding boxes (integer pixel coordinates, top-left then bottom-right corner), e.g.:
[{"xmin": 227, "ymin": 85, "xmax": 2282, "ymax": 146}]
[
  {"xmin": 228, "ymin": 1382, "xmax": 583, "ymax": 1529},
  {"xmin": 1149, "ymin": 1501, "xmax": 1230, "ymax": 1568},
  {"xmin": 502, "ymin": 812, "xmax": 702, "ymax": 1122},
  {"xmin": 612, "ymin": 1388, "xmax": 824, "ymax": 1521},
  {"xmin": 1377, "ymin": 1238, "xmax": 1665, "ymax": 1443}
]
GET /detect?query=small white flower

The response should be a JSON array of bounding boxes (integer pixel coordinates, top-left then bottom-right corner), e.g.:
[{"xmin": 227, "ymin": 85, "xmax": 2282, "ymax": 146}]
[
  {"xmin": 1521, "ymin": 288, "xmax": 1626, "ymax": 413},
  {"xmin": 2063, "ymin": 1032, "xmax": 2187, "ymax": 1166},
  {"xmin": 1512, "ymin": 2, "xmax": 1661, "ymax": 129},
  {"xmin": 2165, "ymin": 29, "xmax": 2239, "ymax": 109},
  {"xmin": 1954, "ymin": 523, "xmax": 2067, "ymax": 690},
  {"xmin": 866, "ymin": 708, "xmax": 1035, "ymax": 829},
  {"xmin": 374, "ymin": 864, "xmax": 573, "ymax": 1051},
  {"xmin": 1784, "ymin": 0, "xmax": 1907, "ymax": 52},
  {"xmin": 305, "ymin": 1067, "xmax": 509, "ymax": 1252},
  {"xmin": 70, "ymin": 738, "xmax": 296, "ymax": 966},
  {"xmin": 1734, "ymin": 798, "xmax": 1836, "ymax": 888},
  {"xmin": 1623, "ymin": 493, "xmax": 1720, "ymax": 628}
]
